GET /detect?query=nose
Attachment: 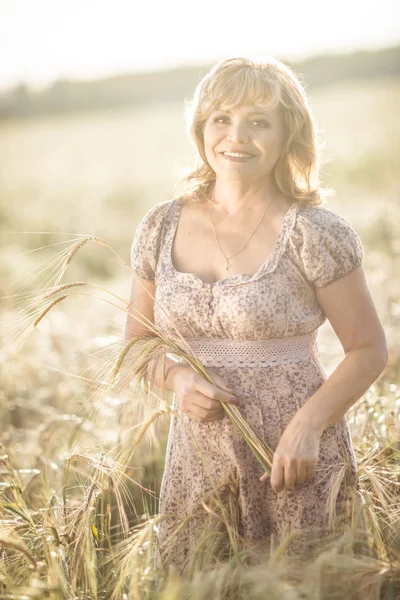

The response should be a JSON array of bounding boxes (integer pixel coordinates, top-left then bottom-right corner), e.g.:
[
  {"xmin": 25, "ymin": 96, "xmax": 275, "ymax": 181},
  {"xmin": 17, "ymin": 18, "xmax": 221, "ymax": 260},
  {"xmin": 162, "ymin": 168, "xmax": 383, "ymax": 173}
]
[{"xmin": 226, "ymin": 120, "xmax": 250, "ymax": 144}]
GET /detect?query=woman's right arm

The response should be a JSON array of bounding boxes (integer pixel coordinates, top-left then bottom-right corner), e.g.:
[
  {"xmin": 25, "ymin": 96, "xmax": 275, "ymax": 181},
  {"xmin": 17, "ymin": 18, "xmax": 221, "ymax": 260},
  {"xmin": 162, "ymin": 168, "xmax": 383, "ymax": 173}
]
[
  {"xmin": 123, "ymin": 274, "xmax": 240, "ymax": 420},
  {"xmin": 123, "ymin": 274, "xmax": 186, "ymax": 392}
]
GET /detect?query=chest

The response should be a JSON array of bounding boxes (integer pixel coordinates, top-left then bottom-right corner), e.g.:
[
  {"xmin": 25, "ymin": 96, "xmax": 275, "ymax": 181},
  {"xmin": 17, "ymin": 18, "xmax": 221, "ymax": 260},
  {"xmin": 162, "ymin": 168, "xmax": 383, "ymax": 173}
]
[
  {"xmin": 171, "ymin": 202, "xmax": 289, "ymax": 284},
  {"xmin": 153, "ymin": 255, "xmax": 325, "ymax": 340}
]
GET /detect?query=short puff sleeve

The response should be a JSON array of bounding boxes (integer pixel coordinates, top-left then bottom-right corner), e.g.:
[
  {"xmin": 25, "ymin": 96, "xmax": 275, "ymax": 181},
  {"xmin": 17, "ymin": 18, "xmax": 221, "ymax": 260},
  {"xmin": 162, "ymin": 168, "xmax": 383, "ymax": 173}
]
[
  {"xmin": 290, "ymin": 206, "xmax": 364, "ymax": 287},
  {"xmin": 130, "ymin": 201, "xmax": 170, "ymax": 282}
]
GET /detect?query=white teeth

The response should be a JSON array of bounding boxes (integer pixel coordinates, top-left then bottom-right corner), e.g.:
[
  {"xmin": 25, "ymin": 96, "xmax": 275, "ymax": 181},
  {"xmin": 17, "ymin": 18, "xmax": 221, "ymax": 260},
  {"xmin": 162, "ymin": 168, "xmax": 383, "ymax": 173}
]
[{"xmin": 223, "ymin": 152, "xmax": 253, "ymax": 158}]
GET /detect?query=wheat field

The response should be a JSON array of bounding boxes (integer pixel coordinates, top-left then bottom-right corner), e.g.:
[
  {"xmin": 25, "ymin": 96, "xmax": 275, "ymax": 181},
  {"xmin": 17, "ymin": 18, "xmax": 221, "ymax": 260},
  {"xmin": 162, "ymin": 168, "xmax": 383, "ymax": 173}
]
[{"xmin": 0, "ymin": 77, "xmax": 399, "ymax": 598}]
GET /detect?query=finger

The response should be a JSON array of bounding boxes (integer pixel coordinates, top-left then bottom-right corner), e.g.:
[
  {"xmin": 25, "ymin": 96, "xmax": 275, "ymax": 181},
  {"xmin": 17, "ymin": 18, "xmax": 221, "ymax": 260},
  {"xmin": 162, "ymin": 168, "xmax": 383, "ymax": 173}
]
[
  {"xmin": 207, "ymin": 370, "xmax": 235, "ymax": 393},
  {"xmin": 296, "ymin": 463, "xmax": 308, "ymax": 486},
  {"xmin": 204, "ymin": 411, "xmax": 225, "ymax": 422},
  {"xmin": 194, "ymin": 393, "xmax": 239, "ymax": 411},
  {"xmin": 186, "ymin": 408, "xmax": 223, "ymax": 423},
  {"xmin": 185, "ymin": 410, "xmax": 201, "ymax": 423},
  {"xmin": 196, "ymin": 378, "xmax": 239, "ymax": 405},
  {"xmin": 199, "ymin": 389, "xmax": 238, "ymax": 406},
  {"xmin": 191, "ymin": 392, "xmax": 222, "ymax": 411},
  {"xmin": 270, "ymin": 458, "xmax": 285, "ymax": 493},
  {"xmin": 192, "ymin": 413, "xmax": 222, "ymax": 423},
  {"xmin": 192, "ymin": 403, "xmax": 227, "ymax": 423},
  {"xmin": 192, "ymin": 404, "xmax": 223, "ymax": 420},
  {"xmin": 284, "ymin": 463, "xmax": 296, "ymax": 490},
  {"xmin": 305, "ymin": 462, "xmax": 317, "ymax": 482}
]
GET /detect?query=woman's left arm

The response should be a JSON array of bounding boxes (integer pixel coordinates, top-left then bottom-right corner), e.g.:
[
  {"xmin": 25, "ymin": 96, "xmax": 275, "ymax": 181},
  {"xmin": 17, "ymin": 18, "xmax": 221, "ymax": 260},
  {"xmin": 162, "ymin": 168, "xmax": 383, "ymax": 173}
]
[{"xmin": 263, "ymin": 265, "xmax": 388, "ymax": 492}]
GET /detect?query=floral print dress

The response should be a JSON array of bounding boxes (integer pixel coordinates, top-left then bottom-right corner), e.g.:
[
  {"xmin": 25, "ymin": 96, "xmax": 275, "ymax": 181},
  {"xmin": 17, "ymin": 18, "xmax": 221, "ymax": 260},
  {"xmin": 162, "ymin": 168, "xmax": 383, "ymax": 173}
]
[{"xmin": 130, "ymin": 195, "xmax": 365, "ymax": 574}]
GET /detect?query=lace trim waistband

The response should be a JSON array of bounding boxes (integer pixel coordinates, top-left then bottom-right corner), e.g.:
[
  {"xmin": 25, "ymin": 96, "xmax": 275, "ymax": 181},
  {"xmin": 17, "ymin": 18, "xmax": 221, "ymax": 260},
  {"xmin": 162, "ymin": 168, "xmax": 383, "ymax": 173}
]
[{"xmin": 182, "ymin": 331, "xmax": 318, "ymax": 368}]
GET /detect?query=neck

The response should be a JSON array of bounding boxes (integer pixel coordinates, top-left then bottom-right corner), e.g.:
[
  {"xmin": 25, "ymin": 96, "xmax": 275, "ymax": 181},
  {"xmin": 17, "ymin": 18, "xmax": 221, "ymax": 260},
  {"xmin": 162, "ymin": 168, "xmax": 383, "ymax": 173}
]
[{"xmin": 209, "ymin": 176, "xmax": 281, "ymax": 217}]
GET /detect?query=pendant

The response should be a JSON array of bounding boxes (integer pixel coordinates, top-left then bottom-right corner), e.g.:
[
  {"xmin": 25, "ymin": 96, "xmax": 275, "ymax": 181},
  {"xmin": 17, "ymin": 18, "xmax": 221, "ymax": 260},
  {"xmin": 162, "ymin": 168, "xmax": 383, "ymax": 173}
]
[{"xmin": 224, "ymin": 261, "xmax": 230, "ymax": 273}]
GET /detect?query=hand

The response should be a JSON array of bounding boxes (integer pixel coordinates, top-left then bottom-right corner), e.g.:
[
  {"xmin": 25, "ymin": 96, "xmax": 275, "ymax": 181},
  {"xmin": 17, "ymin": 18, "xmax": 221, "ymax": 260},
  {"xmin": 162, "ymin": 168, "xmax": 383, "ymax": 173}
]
[
  {"xmin": 170, "ymin": 365, "xmax": 240, "ymax": 423},
  {"xmin": 260, "ymin": 417, "xmax": 322, "ymax": 492}
]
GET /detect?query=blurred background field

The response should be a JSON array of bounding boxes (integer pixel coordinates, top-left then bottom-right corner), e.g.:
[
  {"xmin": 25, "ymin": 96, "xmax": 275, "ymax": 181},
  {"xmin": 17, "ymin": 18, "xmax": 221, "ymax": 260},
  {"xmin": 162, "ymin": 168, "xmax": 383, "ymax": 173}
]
[
  {"xmin": 1, "ymin": 51, "xmax": 400, "ymax": 359},
  {"xmin": 0, "ymin": 41, "xmax": 399, "ymax": 597}
]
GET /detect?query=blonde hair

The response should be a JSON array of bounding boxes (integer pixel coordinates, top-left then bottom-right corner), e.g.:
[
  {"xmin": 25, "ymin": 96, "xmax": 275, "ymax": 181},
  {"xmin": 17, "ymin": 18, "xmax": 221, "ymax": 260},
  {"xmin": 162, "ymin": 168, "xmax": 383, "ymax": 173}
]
[{"xmin": 174, "ymin": 55, "xmax": 330, "ymax": 206}]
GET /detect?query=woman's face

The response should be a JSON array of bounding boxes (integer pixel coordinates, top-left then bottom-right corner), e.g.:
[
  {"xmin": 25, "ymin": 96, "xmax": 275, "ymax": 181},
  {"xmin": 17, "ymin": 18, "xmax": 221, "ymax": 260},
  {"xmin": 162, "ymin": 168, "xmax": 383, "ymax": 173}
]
[{"xmin": 202, "ymin": 103, "xmax": 285, "ymax": 184}]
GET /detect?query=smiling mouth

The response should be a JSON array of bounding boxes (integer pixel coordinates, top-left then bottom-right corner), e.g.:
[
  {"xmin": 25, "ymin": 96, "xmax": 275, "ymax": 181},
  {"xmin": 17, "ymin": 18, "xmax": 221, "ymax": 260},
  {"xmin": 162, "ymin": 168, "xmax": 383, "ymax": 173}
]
[
  {"xmin": 220, "ymin": 152, "xmax": 256, "ymax": 163},
  {"xmin": 221, "ymin": 151, "xmax": 255, "ymax": 158},
  {"xmin": 221, "ymin": 151, "xmax": 254, "ymax": 158}
]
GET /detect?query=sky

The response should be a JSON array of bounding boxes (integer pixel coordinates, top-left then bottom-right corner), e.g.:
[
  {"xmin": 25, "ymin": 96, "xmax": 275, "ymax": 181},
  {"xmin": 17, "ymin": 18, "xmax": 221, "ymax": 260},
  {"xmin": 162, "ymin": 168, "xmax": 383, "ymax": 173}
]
[{"xmin": 1, "ymin": 0, "xmax": 400, "ymax": 91}]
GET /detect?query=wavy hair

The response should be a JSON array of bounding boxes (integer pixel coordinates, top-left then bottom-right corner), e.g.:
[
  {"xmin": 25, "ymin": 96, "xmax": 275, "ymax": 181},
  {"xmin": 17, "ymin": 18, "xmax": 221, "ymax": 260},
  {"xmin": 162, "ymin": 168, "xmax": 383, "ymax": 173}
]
[{"xmin": 174, "ymin": 56, "xmax": 330, "ymax": 206}]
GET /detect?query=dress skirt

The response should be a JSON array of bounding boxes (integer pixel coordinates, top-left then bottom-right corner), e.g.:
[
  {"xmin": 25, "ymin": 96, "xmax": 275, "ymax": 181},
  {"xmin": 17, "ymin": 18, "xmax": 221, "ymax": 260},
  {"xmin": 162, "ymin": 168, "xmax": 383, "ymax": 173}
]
[{"xmin": 154, "ymin": 332, "xmax": 362, "ymax": 575}]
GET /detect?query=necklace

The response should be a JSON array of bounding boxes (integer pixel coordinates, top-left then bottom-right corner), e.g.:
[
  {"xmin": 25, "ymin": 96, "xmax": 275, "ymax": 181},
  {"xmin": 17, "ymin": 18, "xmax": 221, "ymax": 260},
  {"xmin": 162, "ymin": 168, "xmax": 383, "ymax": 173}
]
[{"xmin": 209, "ymin": 195, "xmax": 274, "ymax": 275}]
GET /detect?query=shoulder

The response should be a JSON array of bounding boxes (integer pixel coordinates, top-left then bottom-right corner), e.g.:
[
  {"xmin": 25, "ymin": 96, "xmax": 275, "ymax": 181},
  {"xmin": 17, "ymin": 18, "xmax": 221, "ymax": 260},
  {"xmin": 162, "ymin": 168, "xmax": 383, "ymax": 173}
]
[
  {"xmin": 289, "ymin": 203, "xmax": 364, "ymax": 287},
  {"xmin": 133, "ymin": 196, "xmax": 185, "ymax": 237},
  {"xmin": 136, "ymin": 197, "xmax": 175, "ymax": 228},
  {"xmin": 130, "ymin": 197, "xmax": 182, "ymax": 281},
  {"xmin": 295, "ymin": 204, "xmax": 359, "ymax": 235},
  {"xmin": 293, "ymin": 203, "xmax": 364, "ymax": 251}
]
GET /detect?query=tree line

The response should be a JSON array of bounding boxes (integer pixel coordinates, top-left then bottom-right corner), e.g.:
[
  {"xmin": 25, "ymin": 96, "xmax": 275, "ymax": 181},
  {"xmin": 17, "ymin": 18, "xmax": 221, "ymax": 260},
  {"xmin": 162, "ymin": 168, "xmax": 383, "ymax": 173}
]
[{"xmin": 1, "ymin": 45, "xmax": 399, "ymax": 119}]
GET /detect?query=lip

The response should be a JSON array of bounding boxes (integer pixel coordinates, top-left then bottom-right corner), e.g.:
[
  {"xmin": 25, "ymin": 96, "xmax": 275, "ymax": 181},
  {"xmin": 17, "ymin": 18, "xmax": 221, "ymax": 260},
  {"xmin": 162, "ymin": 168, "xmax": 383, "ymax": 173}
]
[
  {"xmin": 220, "ymin": 152, "xmax": 256, "ymax": 163},
  {"xmin": 220, "ymin": 151, "xmax": 255, "ymax": 156}
]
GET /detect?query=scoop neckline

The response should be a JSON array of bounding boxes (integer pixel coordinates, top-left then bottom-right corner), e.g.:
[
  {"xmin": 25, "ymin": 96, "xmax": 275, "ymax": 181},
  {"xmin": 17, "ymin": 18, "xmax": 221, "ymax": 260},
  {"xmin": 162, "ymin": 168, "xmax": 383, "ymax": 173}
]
[{"xmin": 166, "ymin": 196, "xmax": 298, "ymax": 288}]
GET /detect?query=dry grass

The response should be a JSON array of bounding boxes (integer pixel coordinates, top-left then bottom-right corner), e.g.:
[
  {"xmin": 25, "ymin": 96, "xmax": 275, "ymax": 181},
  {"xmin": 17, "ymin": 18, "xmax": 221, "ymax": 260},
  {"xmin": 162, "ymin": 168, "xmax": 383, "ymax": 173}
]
[
  {"xmin": 0, "ymin": 232, "xmax": 399, "ymax": 599},
  {"xmin": 2, "ymin": 234, "xmax": 274, "ymax": 476},
  {"xmin": 1, "ymin": 78, "xmax": 400, "ymax": 596}
]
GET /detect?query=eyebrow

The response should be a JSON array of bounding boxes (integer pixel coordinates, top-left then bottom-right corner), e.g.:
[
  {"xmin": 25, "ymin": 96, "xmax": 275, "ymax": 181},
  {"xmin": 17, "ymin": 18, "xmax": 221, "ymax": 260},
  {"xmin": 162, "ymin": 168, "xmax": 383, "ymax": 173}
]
[{"xmin": 216, "ymin": 109, "xmax": 272, "ymax": 117}]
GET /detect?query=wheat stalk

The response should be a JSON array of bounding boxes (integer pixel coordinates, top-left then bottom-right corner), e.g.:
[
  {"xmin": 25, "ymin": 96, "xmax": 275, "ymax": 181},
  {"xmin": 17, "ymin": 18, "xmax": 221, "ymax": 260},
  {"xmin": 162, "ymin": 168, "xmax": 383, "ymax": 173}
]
[
  {"xmin": 111, "ymin": 332, "xmax": 274, "ymax": 476},
  {"xmin": 11, "ymin": 233, "xmax": 275, "ymax": 484},
  {"xmin": 41, "ymin": 281, "xmax": 88, "ymax": 299},
  {"xmin": 30, "ymin": 294, "xmax": 275, "ymax": 475},
  {"xmin": 0, "ymin": 536, "xmax": 38, "ymax": 569}
]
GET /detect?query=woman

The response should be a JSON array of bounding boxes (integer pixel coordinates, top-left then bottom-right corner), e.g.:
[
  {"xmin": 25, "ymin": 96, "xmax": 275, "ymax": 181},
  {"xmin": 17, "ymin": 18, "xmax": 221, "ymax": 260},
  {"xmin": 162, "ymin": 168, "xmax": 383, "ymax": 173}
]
[{"xmin": 124, "ymin": 56, "xmax": 387, "ymax": 574}]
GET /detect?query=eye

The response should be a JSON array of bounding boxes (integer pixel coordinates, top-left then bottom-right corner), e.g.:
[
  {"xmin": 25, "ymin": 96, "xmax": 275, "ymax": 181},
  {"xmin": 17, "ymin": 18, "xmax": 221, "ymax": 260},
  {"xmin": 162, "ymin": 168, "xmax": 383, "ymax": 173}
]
[
  {"xmin": 251, "ymin": 119, "xmax": 270, "ymax": 128},
  {"xmin": 213, "ymin": 116, "xmax": 229, "ymax": 124},
  {"xmin": 212, "ymin": 116, "xmax": 270, "ymax": 128}
]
